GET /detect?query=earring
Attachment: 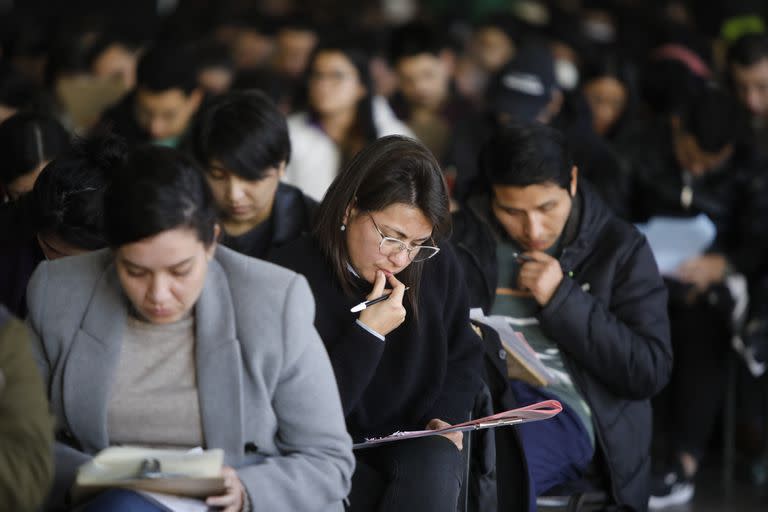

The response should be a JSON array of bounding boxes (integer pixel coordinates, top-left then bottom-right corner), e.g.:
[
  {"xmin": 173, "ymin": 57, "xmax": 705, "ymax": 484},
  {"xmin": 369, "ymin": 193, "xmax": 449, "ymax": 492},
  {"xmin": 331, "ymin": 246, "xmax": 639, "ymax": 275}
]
[{"xmin": 340, "ymin": 224, "xmax": 346, "ymax": 232}]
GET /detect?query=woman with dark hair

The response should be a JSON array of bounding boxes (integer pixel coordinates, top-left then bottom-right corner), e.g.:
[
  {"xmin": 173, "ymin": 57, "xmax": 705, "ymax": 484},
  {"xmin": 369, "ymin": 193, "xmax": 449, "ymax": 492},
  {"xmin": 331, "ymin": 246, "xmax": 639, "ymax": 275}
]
[
  {"xmin": 0, "ymin": 111, "xmax": 70, "ymax": 201},
  {"xmin": 579, "ymin": 53, "xmax": 637, "ymax": 140},
  {"xmin": 272, "ymin": 135, "xmax": 483, "ymax": 511},
  {"xmin": 285, "ymin": 42, "xmax": 413, "ymax": 201},
  {"xmin": 186, "ymin": 89, "xmax": 316, "ymax": 259},
  {"xmin": 26, "ymin": 145, "xmax": 353, "ymax": 512},
  {"xmin": 0, "ymin": 131, "xmax": 125, "ymax": 317}
]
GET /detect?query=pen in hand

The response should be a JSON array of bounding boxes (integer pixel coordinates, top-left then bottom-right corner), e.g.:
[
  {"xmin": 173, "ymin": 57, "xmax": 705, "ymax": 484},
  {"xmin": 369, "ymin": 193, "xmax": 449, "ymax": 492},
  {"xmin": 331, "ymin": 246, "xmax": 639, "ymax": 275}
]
[{"xmin": 350, "ymin": 287, "xmax": 411, "ymax": 313}]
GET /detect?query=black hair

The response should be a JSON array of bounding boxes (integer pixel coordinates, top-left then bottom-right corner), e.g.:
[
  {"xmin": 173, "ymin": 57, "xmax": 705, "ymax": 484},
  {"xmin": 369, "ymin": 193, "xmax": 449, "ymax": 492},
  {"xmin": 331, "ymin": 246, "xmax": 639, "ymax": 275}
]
[
  {"xmin": 580, "ymin": 51, "xmax": 638, "ymax": 136},
  {"xmin": 0, "ymin": 112, "xmax": 70, "ymax": 188},
  {"xmin": 388, "ymin": 22, "xmax": 448, "ymax": 66},
  {"xmin": 728, "ymin": 33, "xmax": 768, "ymax": 68},
  {"xmin": 480, "ymin": 122, "xmax": 574, "ymax": 189},
  {"xmin": 85, "ymin": 33, "xmax": 143, "ymax": 71},
  {"xmin": 186, "ymin": 90, "xmax": 290, "ymax": 181},
  {"xmin": 313, "ymin": 135, "xmax": 450, "ymax": 319},
  {"xmin": 136, "ymin": 44, "xmax": 199, "ymax": 95},
  {"xmin": 679, "ymin": 86, "xmax": 744, "ymax": 153},
  {"xmin": 25, "ymin": 130, "xmax": 127, "ymax": 250},
  {"xmin": 193, "ymin": 40, "xmax": 235, "ymax": 73},
  {"xmin": 304, "ymin": 40, "xmax": 377, "ymax": 144},
  {"xmin": 104, "ymin": 145, "xmax": 217, "ymax": 247}
]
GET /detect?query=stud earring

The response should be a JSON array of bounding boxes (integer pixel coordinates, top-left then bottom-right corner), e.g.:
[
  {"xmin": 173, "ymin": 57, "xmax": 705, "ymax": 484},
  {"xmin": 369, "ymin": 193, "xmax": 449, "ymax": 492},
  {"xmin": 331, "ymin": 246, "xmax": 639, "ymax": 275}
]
[{"xmin": 340, "ymin": 224, "xmax": 346, "ymax": 231}]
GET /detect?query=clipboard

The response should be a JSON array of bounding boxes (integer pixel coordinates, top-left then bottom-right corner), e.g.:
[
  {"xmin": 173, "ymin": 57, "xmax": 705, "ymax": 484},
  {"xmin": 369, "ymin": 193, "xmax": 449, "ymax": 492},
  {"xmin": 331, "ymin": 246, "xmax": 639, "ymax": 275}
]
[{"xmin": 353, "ymin": 399, "xmax": 562, "ymax": 449}]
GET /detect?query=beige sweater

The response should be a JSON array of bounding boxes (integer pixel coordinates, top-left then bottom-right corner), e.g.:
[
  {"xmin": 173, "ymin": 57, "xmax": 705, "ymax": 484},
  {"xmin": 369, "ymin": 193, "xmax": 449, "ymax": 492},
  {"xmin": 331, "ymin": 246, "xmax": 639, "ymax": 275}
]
[{"xmin": 107, "ymin": 313, "xmax": 203, "ymax": 448}]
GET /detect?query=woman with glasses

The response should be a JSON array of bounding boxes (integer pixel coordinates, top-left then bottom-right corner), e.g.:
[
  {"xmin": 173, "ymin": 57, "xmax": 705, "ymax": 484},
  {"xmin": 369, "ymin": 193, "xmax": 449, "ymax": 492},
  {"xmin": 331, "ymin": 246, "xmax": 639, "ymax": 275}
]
[
  {"xmin": 285, "ymin": 41, "xmax": 413, "ymax": 202},
  {"xmin": 271, "ymin": 135, "xmax": 483, "ymax": 511}
]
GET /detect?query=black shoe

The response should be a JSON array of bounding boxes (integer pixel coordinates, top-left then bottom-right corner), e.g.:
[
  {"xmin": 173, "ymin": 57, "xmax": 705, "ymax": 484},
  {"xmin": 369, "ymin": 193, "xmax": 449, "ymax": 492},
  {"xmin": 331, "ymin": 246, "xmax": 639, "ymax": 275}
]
[{"xmin": 648, "ymin": 463, "xmax": 694, "ymax": 509}]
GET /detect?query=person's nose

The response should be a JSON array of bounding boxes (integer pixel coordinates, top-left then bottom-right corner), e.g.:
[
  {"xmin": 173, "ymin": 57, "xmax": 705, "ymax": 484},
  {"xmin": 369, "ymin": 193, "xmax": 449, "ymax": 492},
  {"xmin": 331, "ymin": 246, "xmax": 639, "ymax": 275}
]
[
  {"xmin": 388, "ymin": 247, "xmax": 410, "ymax": 267},
  {"xmin": 525, "ymin": 214, "xmax": 543, "ymax": 240},
  {"xmin": 147, "ymin": 274, "xmax": 172, "ymax": 305},
  {"xmin": 227, "ymin": 178, "xmax": 245, "ymax": 202},
  {"xmin": 747, "ymin": 89, "xmax": 763, "ymax": 115}
]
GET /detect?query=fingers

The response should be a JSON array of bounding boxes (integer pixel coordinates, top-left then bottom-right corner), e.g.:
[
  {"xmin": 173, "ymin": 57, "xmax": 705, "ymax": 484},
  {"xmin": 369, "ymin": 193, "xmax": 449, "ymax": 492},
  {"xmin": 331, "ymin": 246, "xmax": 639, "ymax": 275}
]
[
  {"xmin": 426, "ymin": 418, "xmax": 450, "ymax": 430},
  {"xmin": 206, "ymin": 466, "xmax": 242, "ymax": 510},
  {"xmin": 367, "ymin": 270, "xmax": 387, "ymax": 300},
  {"xmin": 386, "ymin": 272, "xmax": 406, "ymax": 303}
]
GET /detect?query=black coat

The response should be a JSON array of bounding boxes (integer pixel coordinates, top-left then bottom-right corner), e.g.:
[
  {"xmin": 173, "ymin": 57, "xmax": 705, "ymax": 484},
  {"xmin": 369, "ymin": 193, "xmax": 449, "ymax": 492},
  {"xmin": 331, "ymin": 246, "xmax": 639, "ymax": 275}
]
[
  {"xmin": 271, "ymin": 236, "xmax": 484, "ymax": 440},
  {"xmin": 224, "ymin": 183, "xmax": 317, "ymax": 259},
  {"xmin": 451, "ymin": 183, "xmax": 673, "ymax": 511}
]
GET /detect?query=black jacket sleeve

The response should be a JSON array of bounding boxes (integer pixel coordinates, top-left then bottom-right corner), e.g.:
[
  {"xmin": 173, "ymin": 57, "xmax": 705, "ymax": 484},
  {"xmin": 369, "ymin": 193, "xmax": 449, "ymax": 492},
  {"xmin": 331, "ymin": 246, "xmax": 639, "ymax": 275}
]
[{"xmin": 539, "ymin": 235, "xmax": 673, "ymax": 400}]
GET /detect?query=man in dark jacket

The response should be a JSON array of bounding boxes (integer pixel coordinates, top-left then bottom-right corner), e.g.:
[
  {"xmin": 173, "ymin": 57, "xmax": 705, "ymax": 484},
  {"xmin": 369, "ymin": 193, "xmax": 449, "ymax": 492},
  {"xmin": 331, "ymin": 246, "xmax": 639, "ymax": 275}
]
[{"xmin": 451, "ymin": 122, "xmax": 672, "ymax": 512}]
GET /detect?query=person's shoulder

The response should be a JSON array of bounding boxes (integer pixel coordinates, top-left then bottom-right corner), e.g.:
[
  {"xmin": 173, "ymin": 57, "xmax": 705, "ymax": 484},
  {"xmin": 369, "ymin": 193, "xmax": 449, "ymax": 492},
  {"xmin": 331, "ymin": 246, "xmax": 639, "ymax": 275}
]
[
  {"xmin": 215, "ymin": 245, "xmax": 299, "ymax": 288},
  {"xmin": 31, "ymin": 249, "xmax": 112, "ymax": 289}
]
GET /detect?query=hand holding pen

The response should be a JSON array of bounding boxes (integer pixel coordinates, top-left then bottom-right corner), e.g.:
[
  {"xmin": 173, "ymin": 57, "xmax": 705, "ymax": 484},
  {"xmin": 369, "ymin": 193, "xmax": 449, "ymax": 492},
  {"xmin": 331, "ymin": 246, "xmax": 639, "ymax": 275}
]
[{"xmin": 355, "ymin": 270, "xmax": 407, "ymax": 336}]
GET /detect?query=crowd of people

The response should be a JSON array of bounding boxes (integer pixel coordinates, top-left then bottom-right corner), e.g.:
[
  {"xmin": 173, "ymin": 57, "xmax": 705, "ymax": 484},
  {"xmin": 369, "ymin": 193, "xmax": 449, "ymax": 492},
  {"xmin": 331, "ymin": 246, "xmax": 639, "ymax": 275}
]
[{"xmin": 2, "ymin": 1, "xmax": 768, "ymax": 511}]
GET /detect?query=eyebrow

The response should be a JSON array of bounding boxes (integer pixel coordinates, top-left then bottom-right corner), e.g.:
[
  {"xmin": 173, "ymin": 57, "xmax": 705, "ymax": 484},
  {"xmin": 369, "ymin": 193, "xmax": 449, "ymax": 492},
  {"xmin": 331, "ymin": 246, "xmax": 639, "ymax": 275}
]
[
  {"xmin": 121, "ymin": 256, "xmax": 195, "ymax": 271},
  {"xmin": 380, "ymin": 223, "xmax": 432, "ymax": 243}
]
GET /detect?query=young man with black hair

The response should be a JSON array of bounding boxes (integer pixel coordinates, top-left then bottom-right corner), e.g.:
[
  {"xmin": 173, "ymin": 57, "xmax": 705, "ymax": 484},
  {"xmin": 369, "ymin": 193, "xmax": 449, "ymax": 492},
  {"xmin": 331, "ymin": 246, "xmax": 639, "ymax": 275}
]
[
  {"xmin": 100, "ymin": 44, "xmax": 203, "ymax": 147},
  {"xmin": 625, "ymin": 86, "xmax": 768, "ymax": 508},
  {"xmin": 450, "ymin": 122, "xmax": 672, "ymax": 512},
  {"xmin": 388, "ymin": 22, "xmax": 476, "ymax": 171},
  {"xmin": 186, "ymin": 90, "xmax": 316, "ymax": 260}
]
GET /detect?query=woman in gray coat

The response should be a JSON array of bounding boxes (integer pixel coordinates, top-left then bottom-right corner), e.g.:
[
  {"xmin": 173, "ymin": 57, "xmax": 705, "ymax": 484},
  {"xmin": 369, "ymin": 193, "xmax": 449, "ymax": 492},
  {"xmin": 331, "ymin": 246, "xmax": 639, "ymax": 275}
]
[{"xmin": 26, "ymin": 146, "xmax": 354, "ymax": 512}]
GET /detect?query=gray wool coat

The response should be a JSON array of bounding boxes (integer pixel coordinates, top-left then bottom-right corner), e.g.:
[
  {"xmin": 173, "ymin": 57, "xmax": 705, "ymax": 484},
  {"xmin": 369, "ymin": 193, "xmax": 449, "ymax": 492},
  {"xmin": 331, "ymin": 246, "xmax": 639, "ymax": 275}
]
[{"xmin": 26, "ymin": 246, "xmax": 354, "ymax": 511}]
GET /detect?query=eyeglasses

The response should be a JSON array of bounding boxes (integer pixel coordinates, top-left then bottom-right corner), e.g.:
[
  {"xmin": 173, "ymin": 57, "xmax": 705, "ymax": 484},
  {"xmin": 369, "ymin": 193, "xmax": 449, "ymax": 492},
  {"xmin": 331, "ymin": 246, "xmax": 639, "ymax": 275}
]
[{"xmin": 368, "ymin": 213, "xmax": 440, "ymax": 263}]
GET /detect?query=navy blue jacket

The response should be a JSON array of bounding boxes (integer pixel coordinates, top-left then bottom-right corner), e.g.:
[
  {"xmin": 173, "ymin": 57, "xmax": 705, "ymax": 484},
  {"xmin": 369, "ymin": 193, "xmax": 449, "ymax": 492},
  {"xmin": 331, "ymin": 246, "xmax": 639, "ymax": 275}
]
[{"xmin": 451, "ymin": 182, "xmax": 673, "ymax": 511}]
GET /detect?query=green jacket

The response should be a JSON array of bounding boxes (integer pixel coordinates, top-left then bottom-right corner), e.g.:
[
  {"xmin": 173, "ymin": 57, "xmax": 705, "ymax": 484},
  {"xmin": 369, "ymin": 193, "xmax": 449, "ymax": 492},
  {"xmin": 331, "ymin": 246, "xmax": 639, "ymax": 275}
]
[{"xmin": 0, "ymin": 305, "xmax": 54, "ymax": 510}]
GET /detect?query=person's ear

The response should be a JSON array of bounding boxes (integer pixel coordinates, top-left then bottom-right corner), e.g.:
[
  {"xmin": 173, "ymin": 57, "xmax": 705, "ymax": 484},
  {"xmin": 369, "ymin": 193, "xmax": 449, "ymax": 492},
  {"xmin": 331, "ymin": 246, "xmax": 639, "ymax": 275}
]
[
  {"xmin": 570, "ymin": 166, "xmax": 579, "ymax": 197},
  {"xmin": 277, "ymin": 161, "xmax": 287, "ymax": 178},
  {"xmin": 342, "ymin": 202, "xmax": 358, "ymax": 226},
  {"xmin": 188, "ymin": 88, "xmax": 204, "ymax": 111}
]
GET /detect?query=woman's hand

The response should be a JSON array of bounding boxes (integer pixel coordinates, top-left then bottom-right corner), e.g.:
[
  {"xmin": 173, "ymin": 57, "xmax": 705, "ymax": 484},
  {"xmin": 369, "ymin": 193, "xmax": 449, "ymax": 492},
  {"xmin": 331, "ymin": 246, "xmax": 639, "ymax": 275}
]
[
  {"xmin": 206, "ymin": 466, "xmax": 246, "ymax": 512},
  {"xmin": 358, "ymin": 271, "xmax": 407, "ymax": 336},
  {"xmin": 427, "ymin": 418, "xmax": 463, "ymax": 451}
]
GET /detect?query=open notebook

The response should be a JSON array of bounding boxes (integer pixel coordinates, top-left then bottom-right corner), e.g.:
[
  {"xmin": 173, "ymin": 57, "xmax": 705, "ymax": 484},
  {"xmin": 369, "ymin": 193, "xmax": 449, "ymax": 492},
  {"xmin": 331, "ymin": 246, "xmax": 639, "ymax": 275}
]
[{"xmin": 73, "ymin": 446, "xmax": 226, "ymax": 502}]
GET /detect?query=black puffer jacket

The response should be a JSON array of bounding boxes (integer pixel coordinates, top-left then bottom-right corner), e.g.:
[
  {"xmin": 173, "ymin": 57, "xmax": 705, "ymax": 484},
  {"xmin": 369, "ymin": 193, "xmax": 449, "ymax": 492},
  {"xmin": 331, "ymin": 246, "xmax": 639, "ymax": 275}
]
[{"xmin": 451, "ymin": 182, "xmax": 673, "ymax": 511}]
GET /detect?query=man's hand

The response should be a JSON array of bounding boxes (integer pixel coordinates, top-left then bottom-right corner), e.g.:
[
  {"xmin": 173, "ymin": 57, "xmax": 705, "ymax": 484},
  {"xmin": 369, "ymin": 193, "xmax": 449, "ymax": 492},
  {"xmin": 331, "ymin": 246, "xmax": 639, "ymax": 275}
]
[
  {"xmin": 676, "ymin": 254, "xmax": 727, "ymax": 291},
  {"xmin": 426, "ymin": 418, "xmax": 463, "ymax": 451},
  {"xmin": 206, "ymin": 466, "xmax": 246, "ymax": 512},
  {"xmin": 517, "ymin": 252, "xmax": 565, "ymax": 306}
]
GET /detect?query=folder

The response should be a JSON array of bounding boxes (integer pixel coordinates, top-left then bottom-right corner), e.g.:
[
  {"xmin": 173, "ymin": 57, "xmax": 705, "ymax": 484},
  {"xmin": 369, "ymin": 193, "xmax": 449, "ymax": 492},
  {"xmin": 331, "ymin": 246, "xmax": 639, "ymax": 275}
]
[{"xmin": 353, "ymin": 399, "xmax": 562, "ymax": 449}]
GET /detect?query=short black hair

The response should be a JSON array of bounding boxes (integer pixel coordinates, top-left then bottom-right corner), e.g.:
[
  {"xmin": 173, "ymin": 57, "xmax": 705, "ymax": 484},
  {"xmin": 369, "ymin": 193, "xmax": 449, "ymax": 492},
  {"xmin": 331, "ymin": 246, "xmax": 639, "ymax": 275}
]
[
  {"xmin": 388, "ymin": 22, "xmax": 448, "ymax": 66},
  {"xmin": 28, "ymin": 130, "xmax": 127, "ymax": 250},
  {"xmin": 679, "ymin": 86, "xmax": 744, "ymax": 152},
  {"xmin": 136, "ymin": 44, "xmax": 199, "ymax": 95},
  {"xmin": 186, "ymin": 90, "xmax": 290, "ymax": 180},
  {"xmin": 104, "ymin": 145, "xmax": 217, "ymax": 247},
  {"xmin": 0, "ymin": 112, "xmax": 70, "ymax": 187},
  {"xmin": 480, "ymin": 122, "xmax": 573, "ymax": 189},
  {"xmin": 728, "ymin": 33, "xmax": 768, "ymax": 68}
]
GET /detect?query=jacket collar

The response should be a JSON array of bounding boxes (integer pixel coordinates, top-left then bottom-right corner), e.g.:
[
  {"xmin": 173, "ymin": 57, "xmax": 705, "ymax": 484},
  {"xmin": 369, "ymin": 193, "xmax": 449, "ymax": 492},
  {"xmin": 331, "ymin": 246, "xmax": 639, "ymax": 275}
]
[
  {"xmin": 62, "ymin": 251, "xmax": 245, "ymax": 460},
  {"xmin": 271, "ymin": 183, "xmax": 315, "ymax": 247}
]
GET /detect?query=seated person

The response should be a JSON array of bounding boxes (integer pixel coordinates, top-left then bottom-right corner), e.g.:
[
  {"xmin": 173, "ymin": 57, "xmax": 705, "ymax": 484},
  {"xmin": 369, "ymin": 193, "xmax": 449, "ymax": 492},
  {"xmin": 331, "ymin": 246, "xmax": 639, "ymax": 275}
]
[
  {"xmin": 624, "ymin": 86, "xmax": 766, "ymax": 508},
  {"xmin": 272, "ymin": 135, "xmax": 484, "ymax": 511},
  {"xmin": 27, "ymin": 145, "xmax": 354, "ymax": 511},
  {"xmin": 286, "ymin": 41, "xmax": 413, "ymax": 201},
  {"xmin": 99, "ymin": 44, "xmax": 203, "ymax": 147},
  {"xmin": 0, "ymin": 111, "xmax": 69, "ymax": 201},
  {"xmin": 186, "ymin": 90, "xmax": 316, "ymax": 259},
  {"xmin": 0, "ymin": 305, "xmax": 54, "ymax": 510},
  {"xmin": 450, "ymin": 123, "xmax": 672, "ymax": 511},
  {"xmin": 387, "ymin": 21, "xmax": 476, "ymax": 179},
  {"xmin": 0, "ymin": 131, "xmax": 126, "ymax": 317}
]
